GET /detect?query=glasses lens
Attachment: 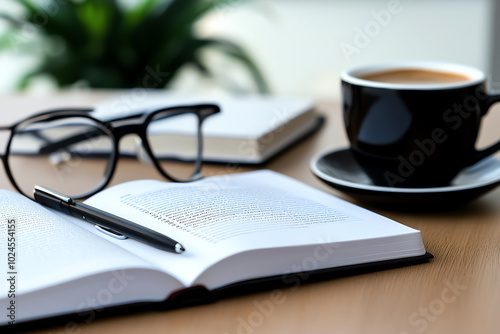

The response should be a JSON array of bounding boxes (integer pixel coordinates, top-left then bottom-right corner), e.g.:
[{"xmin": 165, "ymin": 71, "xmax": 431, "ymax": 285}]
[
  {"xmin": 146, "ymin": 111, "xmax": 202, "ymax": 181},
  {"xmin": 7, "ymin": 116, "xmax": 114, "ymax": 199}
]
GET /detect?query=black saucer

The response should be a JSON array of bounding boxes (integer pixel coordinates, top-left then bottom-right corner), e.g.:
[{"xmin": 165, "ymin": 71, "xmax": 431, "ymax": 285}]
[{"xmin": 310, "ymin": 148, "xmax": 500, "ymax": 210}]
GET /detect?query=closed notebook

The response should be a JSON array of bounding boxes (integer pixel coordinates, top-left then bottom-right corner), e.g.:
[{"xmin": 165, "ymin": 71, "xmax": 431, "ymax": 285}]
[{"xmin": 93, "ymin": 92, "xmax": 322, "ymax": 164}]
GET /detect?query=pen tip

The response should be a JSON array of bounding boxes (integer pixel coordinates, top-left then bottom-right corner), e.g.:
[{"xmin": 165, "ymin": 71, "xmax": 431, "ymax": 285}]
[{"xmin": 175, "ymin": 243, "xmax": 185, "ymax": 253}]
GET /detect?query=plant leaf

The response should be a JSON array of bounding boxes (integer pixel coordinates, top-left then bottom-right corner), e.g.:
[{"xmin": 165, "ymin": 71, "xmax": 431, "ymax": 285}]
[
  {"xmin": 0, "ymin": 0, "xmax": 269, "ymax": 93},
  {"xmin": 200, "ymin": 38, "xmax": 270, "ymax": 93},
  {"xmin": 131, "ymin": 0, "xmax": 241, "ymax": 67},
  {"xmin": 124, "ymin": 0, "xmax": 162, "ymax": 29}
]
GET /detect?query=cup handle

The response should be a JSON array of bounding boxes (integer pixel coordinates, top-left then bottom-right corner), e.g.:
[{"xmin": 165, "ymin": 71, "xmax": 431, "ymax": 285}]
[{"xmin": 469, "ymin": 93, "xmax": 500, "ymax": 165}]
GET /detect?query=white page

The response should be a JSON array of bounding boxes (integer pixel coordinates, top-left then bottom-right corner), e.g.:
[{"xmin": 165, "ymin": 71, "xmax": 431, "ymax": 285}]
[
  {"xmin": 84, "ymin": 170, "xmax": 424, "ymax": 287},
  {"xmin": 0, "ymin": 191, "xmax": 185, "ymax": 324},
  {"xmin": 0, "ymin": 191, "xmax": 156, "ymax": 293}
]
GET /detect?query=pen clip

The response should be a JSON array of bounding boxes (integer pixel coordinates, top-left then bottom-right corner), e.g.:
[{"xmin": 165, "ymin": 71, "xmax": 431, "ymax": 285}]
[
  {"xmin": 95, "ymin": 225, "xmax": 128, "ymax": 240},
  {"xmin": 34, "ymin": 185, "xmax": 73, "ymax": 203}
]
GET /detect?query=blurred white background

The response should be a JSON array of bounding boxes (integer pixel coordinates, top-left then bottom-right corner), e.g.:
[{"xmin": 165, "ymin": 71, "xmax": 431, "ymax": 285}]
[{"xmin": 0, "ymin": 0, "xmax": 497, "ymax": 99}]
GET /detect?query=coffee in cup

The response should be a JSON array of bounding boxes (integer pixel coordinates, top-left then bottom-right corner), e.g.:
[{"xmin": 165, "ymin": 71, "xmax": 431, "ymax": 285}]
[
  {"xmin": 357, "ymin": 69, "xmax": 470, "ymax": 85},
  {"xmin": 341, "ymin": 62, "xmax": 500, "ymax": 188}
]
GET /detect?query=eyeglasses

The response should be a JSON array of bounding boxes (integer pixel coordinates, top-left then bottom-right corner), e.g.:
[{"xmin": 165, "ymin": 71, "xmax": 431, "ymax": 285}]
[{"xmin": 0, "ymin": 104, "xmax": 220, "ymax": 199}]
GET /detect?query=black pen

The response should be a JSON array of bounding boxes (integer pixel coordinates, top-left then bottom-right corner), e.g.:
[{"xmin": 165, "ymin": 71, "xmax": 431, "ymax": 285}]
[{"xmin": 33, "ymin": 185, "xmax": 185, "ymax": 254}]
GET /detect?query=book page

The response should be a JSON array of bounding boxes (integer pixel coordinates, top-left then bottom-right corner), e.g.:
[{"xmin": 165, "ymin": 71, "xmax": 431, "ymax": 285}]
[
  {"xmin": 118, "ymin": 178, "xmax": 354, "ymax": 245},
  {"xmin": 0, "ymin": 191, "xmax": 183, "ymax": 304},
  {"xmin": 84, "ymin": 170, "xmax": 424, "ymax": 288}
]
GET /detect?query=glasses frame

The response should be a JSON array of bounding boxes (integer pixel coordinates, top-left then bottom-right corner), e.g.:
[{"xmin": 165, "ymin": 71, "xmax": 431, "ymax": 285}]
[{"xmin": 0, "ymin": 104, "xmax": 220, "ymax": 198}]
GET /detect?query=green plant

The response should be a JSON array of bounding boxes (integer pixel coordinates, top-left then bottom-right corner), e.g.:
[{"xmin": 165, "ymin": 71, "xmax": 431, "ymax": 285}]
[{"xmin": 0, "ymin": 0, "xmax": 269, "ymax": 92}]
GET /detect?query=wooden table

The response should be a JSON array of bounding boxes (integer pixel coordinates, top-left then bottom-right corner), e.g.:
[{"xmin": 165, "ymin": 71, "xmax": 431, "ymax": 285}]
[{"xmin": 2, "ymin": 91, "xmax": 500, "ymax": 334}]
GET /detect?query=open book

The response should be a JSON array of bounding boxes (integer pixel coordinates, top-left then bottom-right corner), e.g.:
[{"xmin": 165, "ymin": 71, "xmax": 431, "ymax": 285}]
[{"xmin": 0, "ymin": 171, "xmax": 431, "ymax": 327}]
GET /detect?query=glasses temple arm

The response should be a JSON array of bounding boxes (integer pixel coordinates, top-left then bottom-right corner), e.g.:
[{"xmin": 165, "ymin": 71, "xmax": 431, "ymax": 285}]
[{"xmin": 14, "ymin": 105, "xmax": 220, "ymax": 155}]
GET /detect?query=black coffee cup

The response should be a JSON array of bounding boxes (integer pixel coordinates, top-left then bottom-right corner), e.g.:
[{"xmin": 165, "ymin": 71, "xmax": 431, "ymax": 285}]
[{"xmin": 341, "ymin": 62, "xmax": 500, "ymax": 188}]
